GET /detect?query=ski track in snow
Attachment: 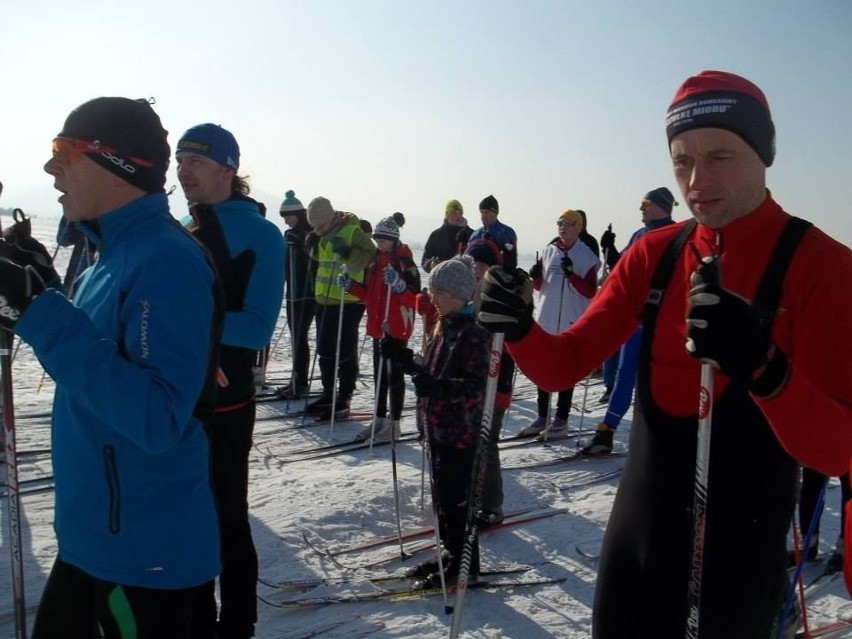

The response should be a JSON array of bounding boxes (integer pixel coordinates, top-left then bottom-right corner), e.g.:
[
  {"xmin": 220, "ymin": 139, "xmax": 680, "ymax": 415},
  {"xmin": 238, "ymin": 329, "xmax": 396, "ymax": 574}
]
[{"xmin": 1, "ymin": 218, "xmax": 850, "ymax": 637}]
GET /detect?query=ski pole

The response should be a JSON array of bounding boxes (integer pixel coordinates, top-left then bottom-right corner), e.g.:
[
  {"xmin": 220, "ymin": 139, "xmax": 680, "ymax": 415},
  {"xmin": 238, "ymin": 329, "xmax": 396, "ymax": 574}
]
[
  {"xmin": 449, "ymin": 331, "xmax": 504, "ymax": 627},
  {"xmin": 419, "ymin": 441, "xmax": 426, "ymax": 512},
  {"xmin": 357, "ymin": 331, "xmax": 369, "ymax": 372},
  {"xmin": 578, "ymin": 374, "xmax": 591, "ymax": 430},
  {"xmin": 369, "ymin": 284, "xmax": 393, "ymax": 453},
  {"xmin": 0, "ymin": 180, "xmax": 28, "ymax": 639},
  {"xmin": 300, "ymin": 256, "xmax": 336, "ymax": 426},
  {"xmin": 282, "ymin": 243, "xmax": 298, "ymax": 391},
  {"xmin": 329, "ymin": 264, "xmax": 347, "ymax": 436},
  {"xmin": 685, "ymin": 247, "xmax": 720, "ymax": 639},
  {"xmin": 293, "ymin": 243, "xmax": 315, "ymax": 395},
  {"xmin": 541, "ymin": 260, "xmax": 566, "ymax": 442},
  {"xmin": 777, "ymin": 475, "xmax": 828, "ymax": 639},
  {"xmin": 423, "ymin": 440, "xmax": 450, "ymax": 608},
  {"xmin": 388, "ymin": 355, "xmax": 408, "ymax": 561}
]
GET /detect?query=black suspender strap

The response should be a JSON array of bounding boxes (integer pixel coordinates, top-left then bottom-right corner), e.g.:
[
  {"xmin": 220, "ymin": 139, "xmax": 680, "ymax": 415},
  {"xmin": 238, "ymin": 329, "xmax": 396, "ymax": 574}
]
[
  {"xmin": 750, "ymin": 217, "xmax": 812, "ymax": 331},
  {"xmin": 644, "ymin": 218, "xmax": 697, "ymax": 315}
]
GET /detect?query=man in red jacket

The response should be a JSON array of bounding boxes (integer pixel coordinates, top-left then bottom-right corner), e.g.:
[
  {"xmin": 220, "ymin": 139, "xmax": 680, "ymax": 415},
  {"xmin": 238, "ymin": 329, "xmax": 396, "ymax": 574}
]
[{"xmin": 476, "ymin": 70, "xmax": 852, "ymax": 638}]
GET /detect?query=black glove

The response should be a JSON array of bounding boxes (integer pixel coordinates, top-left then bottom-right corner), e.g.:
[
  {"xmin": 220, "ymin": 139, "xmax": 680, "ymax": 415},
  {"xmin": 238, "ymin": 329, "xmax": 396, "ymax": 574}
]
[
  {"xmin": 455, "ymin": 227, "xmax": 472, "ymax": 253},
  {"xmin": 0, "ymin": 257, "xmax": 46, "ymax": 331},
  {"xmin": 600, "ymin": 226, "xmax": 616, "ymax": 252},
  {"xmin": 475, "ymin": 266, "xmax": 534, "ymax": 342},
  {"xmin": 2, "ymin": 210, "xmax": 62, "ymax": 288},
  {"xmin": 380, "ymin": 337, "xmax": 416, "ymax": 374},
  {"xmin": 329, "ymin": 235, "xmax": 351, "ymax": 259},
  {"xmin": 686, "ymin": 257, "xmax": 788, "ymax": 396},
  {"xmin": 561, "ymin": 255, "xmax": 574, "ymax": 279},
  {"xmin": 411, "ymin": 370, "xmax": 441, "ymax": 398},
  {"xmin": 190, "ymin": 204, "xmax": 256, "ymax": 312},
  {"xmin": 529, "ymin": 259, "xmax": 543, "ymax": 280},
  {"xmin": 284, "ymin": 229, "xmax": 303, "ymax": 246},
  {"xmin": 305, "ymin": 231, "xmax": 319, "ymax": 255}
]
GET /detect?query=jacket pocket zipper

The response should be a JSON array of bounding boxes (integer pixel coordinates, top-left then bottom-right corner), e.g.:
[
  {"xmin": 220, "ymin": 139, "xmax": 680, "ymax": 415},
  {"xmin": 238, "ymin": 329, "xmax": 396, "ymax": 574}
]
[{"xmin": 102, "ymin": 445, "xmax": 121, "ymax": 534}]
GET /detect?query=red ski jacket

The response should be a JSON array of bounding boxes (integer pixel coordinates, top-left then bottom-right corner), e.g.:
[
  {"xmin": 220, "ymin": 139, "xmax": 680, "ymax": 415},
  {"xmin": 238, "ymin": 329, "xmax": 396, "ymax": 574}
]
[
  {"xmin": 349, "ymin": 244, "xmax": 419, "ymax": 341},
  {"xmin": 508, "ymin": 196, "xmax": 852, "ymax": 591}
]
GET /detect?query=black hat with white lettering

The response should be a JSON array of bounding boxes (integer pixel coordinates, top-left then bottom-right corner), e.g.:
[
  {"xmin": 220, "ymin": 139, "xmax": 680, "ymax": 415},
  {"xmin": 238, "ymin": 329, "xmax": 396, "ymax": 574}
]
[
  {"xmin": 666, "ymin": 70, "xmax": 775, "ymax": 167},
  {"xmin": 57, "ymin": 97, "xmax": 171, "ymax": 193}
]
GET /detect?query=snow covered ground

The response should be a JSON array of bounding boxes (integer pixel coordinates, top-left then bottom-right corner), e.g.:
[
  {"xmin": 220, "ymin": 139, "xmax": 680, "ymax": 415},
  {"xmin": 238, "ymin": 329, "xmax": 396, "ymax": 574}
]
[{"xmin": 1, "ymin": 216, "xmax": 850, "ymax": 638}]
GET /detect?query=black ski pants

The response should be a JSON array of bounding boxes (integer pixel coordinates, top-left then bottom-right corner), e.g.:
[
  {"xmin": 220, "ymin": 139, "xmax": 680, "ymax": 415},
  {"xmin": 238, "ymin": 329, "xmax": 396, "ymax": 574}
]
[
  {"xmin": 193, "ymin": 402, "xmax": 257, "ymax": 639},
  {"xmin": 315, "ymin": 302, "xmax": 361, "ymax": 400},
  {"xmin": 32, "ymin": 556, "xmax": 206, "ymax": 638},
  {"xmin": 431, "ymin": 444, "xmax": 480, "ymax": 576},
  {"xmin": 286, "ymin": 297, "xmax": 315, "ymax": 389}
]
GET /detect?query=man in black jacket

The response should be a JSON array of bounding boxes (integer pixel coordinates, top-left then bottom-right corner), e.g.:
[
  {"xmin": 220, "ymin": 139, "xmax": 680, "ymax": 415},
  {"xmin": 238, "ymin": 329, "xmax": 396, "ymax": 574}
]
[{"xmin": 421, "ymin": 199, "xmax": 471, "ymax": 272}]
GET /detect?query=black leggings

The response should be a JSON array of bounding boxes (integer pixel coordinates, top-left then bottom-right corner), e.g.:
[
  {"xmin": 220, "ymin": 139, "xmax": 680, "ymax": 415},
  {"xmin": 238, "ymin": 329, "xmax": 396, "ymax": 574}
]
[
  {"xmin": 372, "ymin": 337, "xmax": 406, "ymax": 420},
  {"xmin": 536, "ymin": 386, "xmax": 574, "ymax": 420},
  {"xmin": 193, "ymin": 402, "xmax": 258, "ymax": 638},
  {"xmin": 32, "ymin": 557, "xmax": 205, "ymax": 638},
  {"xmin": 431, "ymin": 445, "xmax": 480, "ymax": 575}
]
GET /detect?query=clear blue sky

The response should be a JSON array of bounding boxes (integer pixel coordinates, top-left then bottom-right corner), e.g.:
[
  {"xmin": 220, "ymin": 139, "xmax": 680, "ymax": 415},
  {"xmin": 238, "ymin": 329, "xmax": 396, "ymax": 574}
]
[{"xmin": 1, "ymin": 0, "xmax": 849, "ymax": 253}]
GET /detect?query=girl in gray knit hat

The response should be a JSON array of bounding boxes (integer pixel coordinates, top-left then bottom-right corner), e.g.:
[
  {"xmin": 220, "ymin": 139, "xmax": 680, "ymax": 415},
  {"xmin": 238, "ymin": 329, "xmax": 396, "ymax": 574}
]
[{"xmin": 381, "ymin": 255, "xmax": 491, "ymax": 587}]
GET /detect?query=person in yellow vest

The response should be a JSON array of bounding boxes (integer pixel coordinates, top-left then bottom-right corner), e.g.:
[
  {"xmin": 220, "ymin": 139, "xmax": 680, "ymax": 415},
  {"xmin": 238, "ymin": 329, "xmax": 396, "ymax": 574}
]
[{"xmin": 304, "ymin": 197, "xmax": 376, "ymax": 419}]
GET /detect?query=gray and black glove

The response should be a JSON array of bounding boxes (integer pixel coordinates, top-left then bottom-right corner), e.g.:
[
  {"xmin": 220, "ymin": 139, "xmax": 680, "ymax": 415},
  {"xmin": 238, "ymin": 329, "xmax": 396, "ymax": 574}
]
[{"xmin": 475, "ymin": 266, "xmax": 534, "ymax": 342}]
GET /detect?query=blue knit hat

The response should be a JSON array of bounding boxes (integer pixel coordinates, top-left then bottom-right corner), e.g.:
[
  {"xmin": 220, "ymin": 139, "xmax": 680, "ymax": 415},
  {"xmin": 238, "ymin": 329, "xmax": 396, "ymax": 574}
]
[{"xmin": 177, "ymin": 123, "xmax": 240, "ymax": 170}]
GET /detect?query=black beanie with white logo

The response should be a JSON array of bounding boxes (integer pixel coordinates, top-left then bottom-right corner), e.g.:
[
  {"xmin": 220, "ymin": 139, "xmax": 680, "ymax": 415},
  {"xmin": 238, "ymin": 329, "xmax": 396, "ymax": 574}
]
[{"xmin": 58, "ymin": 97, "xmax": 170, "ymax": 193}]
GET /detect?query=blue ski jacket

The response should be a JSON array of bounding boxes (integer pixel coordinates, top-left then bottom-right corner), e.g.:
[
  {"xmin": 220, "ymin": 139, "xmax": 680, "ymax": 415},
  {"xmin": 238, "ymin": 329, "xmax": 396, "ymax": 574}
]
[
  {"xmin": 209, "ymin": 198, "xmax": 285, "ymax": 351},
  {"xmin": 188, "ymin": 197, "xmax": 285, "ymax": 406},
  {"xmin": 468, "ymin": 218, "xmax": 517, "ymax": 253},
  {"xmin": 16, "ymin": 193, "xmax": 222, "ymax": 589}
]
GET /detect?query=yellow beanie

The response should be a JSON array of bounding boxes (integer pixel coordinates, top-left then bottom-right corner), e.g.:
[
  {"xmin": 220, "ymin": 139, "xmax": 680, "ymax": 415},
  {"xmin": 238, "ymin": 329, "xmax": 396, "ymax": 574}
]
[
  {"xmin": 445, "ymin": 199, "xmax": 463, "ymax": 219},
  {"xmin": 559, "ymin": 209, "xmax": 583, "ymax": 228}
]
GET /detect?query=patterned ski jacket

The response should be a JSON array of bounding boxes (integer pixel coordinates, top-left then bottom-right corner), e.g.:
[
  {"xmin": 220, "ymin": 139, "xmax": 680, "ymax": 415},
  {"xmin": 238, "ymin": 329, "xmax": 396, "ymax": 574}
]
[
  {"xmin": 348, "ymin": 244, "xmax": 420, "ymax": 340},
  {"xmin": 16, "ymin": 193, "xmax": 222, "ymax": 589},
  {"xmin": 419, "ymin": 304, "xmax": 491, "ymax": 448}
]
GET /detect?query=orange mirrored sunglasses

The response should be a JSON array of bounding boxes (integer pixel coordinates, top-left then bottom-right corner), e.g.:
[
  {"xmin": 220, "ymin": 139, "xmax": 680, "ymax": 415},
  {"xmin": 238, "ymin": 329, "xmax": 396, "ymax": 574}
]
[{"xmin": 51, "ymin": 137, "xmax": 153, "ymax": 168}]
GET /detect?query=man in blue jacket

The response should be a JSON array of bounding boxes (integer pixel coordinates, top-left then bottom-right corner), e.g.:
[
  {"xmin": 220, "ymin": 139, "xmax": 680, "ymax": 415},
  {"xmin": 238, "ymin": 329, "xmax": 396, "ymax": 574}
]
[
  {"xmin": 0, "ymin": 97, "xmax": 223, "ymax": 637},
  {"xmin": 176, "ymin": 123, "xmax": 285, "ymax": 639},
  {"xmin": 583, "ymin": 187, "xmax": 679, "ymax": 455}
]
